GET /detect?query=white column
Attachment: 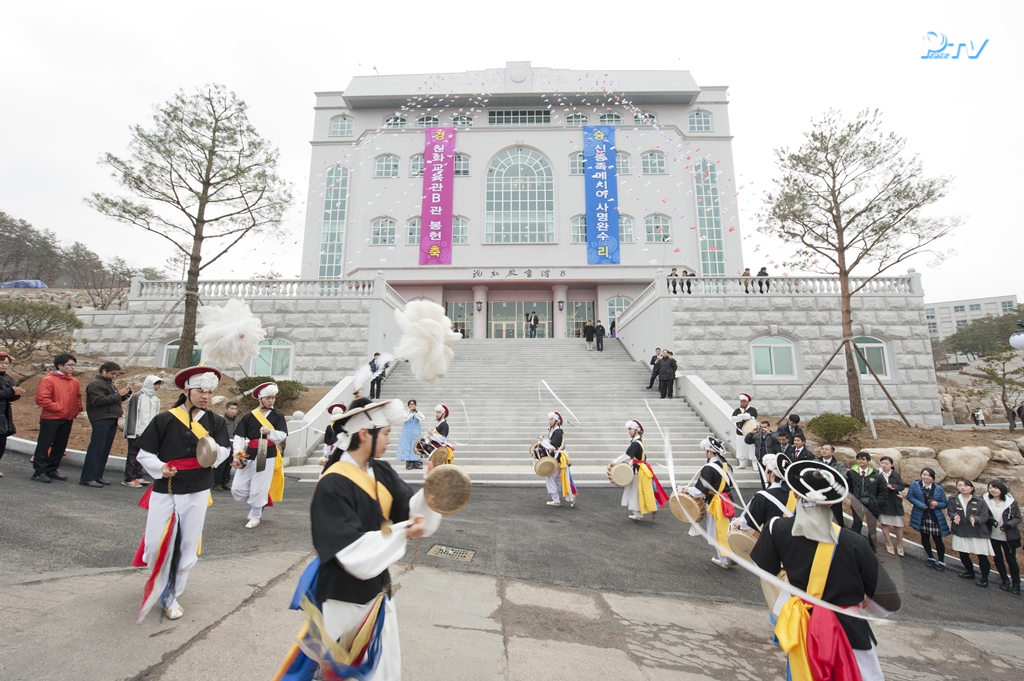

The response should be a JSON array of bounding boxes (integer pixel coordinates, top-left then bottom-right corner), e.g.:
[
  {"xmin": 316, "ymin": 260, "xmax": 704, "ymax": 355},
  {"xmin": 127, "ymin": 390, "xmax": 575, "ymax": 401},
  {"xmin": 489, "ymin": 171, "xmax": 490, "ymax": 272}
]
[
  {"xmin": 552, "ymin": 285, "xmax": 568, "ymax": 339},
  {"xmin": 472, "ymin": 286, "xmax": 488, "ymax": 339}
]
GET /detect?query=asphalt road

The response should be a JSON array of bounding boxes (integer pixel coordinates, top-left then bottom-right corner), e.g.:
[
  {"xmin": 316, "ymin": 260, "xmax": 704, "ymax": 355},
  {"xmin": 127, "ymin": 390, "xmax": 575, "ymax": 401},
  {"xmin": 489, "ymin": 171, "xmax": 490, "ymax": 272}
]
[{"xmin": 2, "ymin": 450, "xmax": 1022, "ymax": 631}]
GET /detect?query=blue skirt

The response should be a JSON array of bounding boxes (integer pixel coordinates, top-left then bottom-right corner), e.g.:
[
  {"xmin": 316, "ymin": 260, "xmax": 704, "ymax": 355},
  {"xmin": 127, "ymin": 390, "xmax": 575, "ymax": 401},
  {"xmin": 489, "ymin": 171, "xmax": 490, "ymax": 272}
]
[{"xmin": 396, "ymin": 417, "xmax": 421, "ymax": 461}]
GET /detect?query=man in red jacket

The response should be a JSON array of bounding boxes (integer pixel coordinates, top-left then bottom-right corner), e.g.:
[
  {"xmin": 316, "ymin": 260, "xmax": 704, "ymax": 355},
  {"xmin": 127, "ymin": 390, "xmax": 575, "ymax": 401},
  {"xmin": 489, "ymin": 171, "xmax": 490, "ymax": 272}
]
[{"xmin": 31, "ymin": 353, "xmax": 83, "ymax": 483}]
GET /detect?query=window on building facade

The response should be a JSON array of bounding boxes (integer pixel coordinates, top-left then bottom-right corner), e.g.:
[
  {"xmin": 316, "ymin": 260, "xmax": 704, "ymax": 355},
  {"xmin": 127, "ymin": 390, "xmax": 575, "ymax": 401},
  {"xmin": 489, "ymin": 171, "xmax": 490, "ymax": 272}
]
[
  {"xmin": 969, "ymin": 303, "xmax": 981, "ymax": 311},
  {"xmin": 416, "ymin": 115, "xmax": 439, "ymax": 128},
  {"xmin": 566, "ymin": 113, "xmax": 587, "ymax": 127},
  {"xmin": 374, "ymin": 155, "xmax": 399, "ymax": 178},
  {"xmin": 329, "ymin": 115, "xmax": 353, "ymax": 137},
  {"xmin": 752, "ymin": 337, "xmax": 796, "ymax": 377},
  {"xmin": 694, "ymin": 160, "xmax": 726, "ymax": 276},
  {"xmin": 164, "ymin": 340, "xmax": 202, "ymax": 368},
  {"xmin": 250, "ymin": 339, "xmax": 293, "ymax": 379},
  {"xmin": 953, "ymin": 305, "xmax": 965, "ymax": 313},
  {"xmin": 488, "ymin": 110, "xmax": 550, "ymax": 125},
  {"xmin": 619, "ymin": 215, "xmax": 634, "ymax": 243},
  {"xmin": 454, "ymin": 154, "xmax": 470, "ymax": 176},
  {"xmin": 319, "ymin": 165, "xmax": 350, "ymax": 279},
  {"xmin": 645, "ymin": 215, "xmax": 671, "ymax": 243},
  {"xmin": 1003, "ymin": 301, "xmax": 1015, "ymax": 313},
  {"xmin": 452, "ymin": 115, "xmax": 473, "ymax": 128},
  {"xmin": 928, "ymin": 322, "xmax": 938, "ymax": 334},
  {"xmin": 634, "ymin": 112, "xmax": 657, "ymax": 125},
  {"xmin": 409, "ymin": 154, "xmax": 424, "ymax": 177},
  {"xmin": 854, "ymin": 337, "xmax": 889, "ymax": 378},
  {"xmin": 452, "ymin": 217, "xmax": 468, "ymax": 244},
  {"xmin": 383, "ymin": 115, "xmax": 406, "ymax": 129},
  {"xmin": 641, "ymin": 151, "xmax": 666, "ymax": 174},
  {"xmin": 569, "ymin": 152, "xmax": 585, "ymax": 175},
  {"xmin": 925, "ymin": 308, "xmax": 936, "ymax": 319},
  {"xmin": 616, "ymin": 153, "xmax": 631, "ymax": 175},
  {"xmin": 956, "ymin": 319, "xmax": 969, "ymax": 328},
  {"xmin": 570, "ymin": 216, "xmax": 586, "ymax": 243},
  {"xmin": 485, "ymin": 149, "xmax": 555, "ymax": 243},
  {"xmin": 607, "ymin": 297, "xmax": 633, "ymax": 326},
  {"xmin": 688, "ymin": 111, "xmax": 712, "ymax": 131},
  {"xmin": 371, "ymin": 218, "xmax": 396, "ymax": 245},
  {"xmin": 599, "ymin": 113, "xmax": 622, "ymax": 125},
  {"xmin": 407, "ymin": 218, "xmax": 421, "ymax": 245}
]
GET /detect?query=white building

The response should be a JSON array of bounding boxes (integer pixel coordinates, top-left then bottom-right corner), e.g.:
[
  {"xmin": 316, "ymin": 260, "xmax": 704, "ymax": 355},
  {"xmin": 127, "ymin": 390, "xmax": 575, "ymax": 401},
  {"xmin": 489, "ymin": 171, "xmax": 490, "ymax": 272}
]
[
  {"xmin": 925, "ymin": 295, "xmax": 1019, "ymax": 342},
  {"xmin": 300, "ymin": 62, "xmax": 742, "ymax": 338}
]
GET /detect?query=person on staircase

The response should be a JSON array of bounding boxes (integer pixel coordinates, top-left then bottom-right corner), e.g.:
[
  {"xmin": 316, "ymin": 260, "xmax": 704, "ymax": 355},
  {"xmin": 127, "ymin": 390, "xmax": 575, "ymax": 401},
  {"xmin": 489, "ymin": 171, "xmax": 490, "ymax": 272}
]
[
  {"xmin": 231, "ymin": 382, "xmax": 289, "ymax": 529},
  {"xmin": 610, "ymin": 420, "xmax": 667, "ymax": 522},
  {"xmin": 595, "ymin": 320, "xmax": 606, "ymax": 351},
  {"xmin": 646, "ymin": 348, "xmax": 662, "ymax": 390},
  {"xmin": 658, "ymin": 350, "xmax": 678, "ymax": 399},
  {"xmin": 731, "ymin": 393, "xmax": 757, "ymax": 469},
  {"xmin": 539, "ymin": 411, "xmax": 576, "ymax": 507},
  {"xmin": 686, "ymin": 437, "xmax": 737, "ymax": 568},
  {"xmin": 583, "ymin": 320, "xmax": 596, "ymax": 351},
  {"xmin": 421, "ymin": 404, "xmax": 454, "ymax": 465},
  {"xmin": 396, "ymin": 400, "xmax": 424, "ymax": 470}
]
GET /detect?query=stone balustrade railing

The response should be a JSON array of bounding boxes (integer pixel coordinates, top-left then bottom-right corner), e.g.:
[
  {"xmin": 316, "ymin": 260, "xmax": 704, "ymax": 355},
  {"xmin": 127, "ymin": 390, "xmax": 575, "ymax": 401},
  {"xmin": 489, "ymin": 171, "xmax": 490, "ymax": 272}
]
[
  {"xmin": 133, "ymin": 279, "xmax": 377, "ymax": 300},
  {"xmin": 663, "ymin": 275, "xmax": 915, "ymax": 297}
]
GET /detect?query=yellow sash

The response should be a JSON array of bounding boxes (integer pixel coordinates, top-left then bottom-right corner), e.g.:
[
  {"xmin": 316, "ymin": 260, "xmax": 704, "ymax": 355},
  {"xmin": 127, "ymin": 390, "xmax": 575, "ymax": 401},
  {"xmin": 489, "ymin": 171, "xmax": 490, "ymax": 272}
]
[
  {"xmin": 252, "ymin": 408, "xmax": 285, "ymax": 502},
  {"xmin": 786, "ymin": 491, "xmax": 798, "ymax": 514},
  {"xmin": 775, "ymin": 524, "xmax": 842, "ymax": 681},
  {"xmin": 170, "ymin": 406, "xmax": 208, "ymax": 439},
  {"xmin": 637, "ymin": 463, "xmax": 659, "ymax": 515},
  {"xmin": 706, "ymin": 461, "xmax": 731, "ymax": 546},
  {"xmin": 324, "ymin": 461, "xmax": 393, "ymax": 520},
  {"xmin": 558, "ymin": 451, "xmax": 573, "ymax": 498}
]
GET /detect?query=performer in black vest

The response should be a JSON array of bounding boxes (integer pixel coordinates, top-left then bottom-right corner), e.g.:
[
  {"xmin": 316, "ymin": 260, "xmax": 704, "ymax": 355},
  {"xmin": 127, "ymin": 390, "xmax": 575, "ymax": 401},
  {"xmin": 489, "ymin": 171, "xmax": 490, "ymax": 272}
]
[
  {"xmin": 539, "ymin": 411, "xmax": 576, "ymax": 507},
  {"xmin": 134, "ymin": 366, "xmax": 231, "ymax": 621},
  {"xmin": 231, "ymin": 382, "xmax": 289, "ymax": 529},
  {"xmin": 734, "ymin": 453, "xmax": 795, "ymax": 532},
  {"xmin": 751, "ymin": 459, "xmax": 901, "ymax": 681},
  {"xmin": 686, "ymin": 437, "xmax": 736, "ymax": 568}
]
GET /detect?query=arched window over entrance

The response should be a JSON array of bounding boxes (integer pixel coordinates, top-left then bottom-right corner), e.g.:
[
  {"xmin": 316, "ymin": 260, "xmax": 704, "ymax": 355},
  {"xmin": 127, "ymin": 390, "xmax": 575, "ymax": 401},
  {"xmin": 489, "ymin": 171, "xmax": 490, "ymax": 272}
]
[
  {"xmin": 485, "ymin": 149, "xmax": 554, "ymax": 243},
  {"xmin": 607, "ymin": 297, "xmax": 633, "ymax": 326}
]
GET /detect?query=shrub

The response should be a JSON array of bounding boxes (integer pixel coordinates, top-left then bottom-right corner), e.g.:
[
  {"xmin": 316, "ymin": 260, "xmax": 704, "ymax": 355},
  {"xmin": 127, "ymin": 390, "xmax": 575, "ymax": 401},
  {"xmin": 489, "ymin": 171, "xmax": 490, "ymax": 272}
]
[
  {"xmin": 235, "ymin": 376, "xmax": 308, "ymax": 408},
  {"xmin": 807, "ymin": 413, "xmax": 862, "ymax": 443},
  {"xmin": 0, "ymin": 299, "xmax": 83, "ymax": 359}
]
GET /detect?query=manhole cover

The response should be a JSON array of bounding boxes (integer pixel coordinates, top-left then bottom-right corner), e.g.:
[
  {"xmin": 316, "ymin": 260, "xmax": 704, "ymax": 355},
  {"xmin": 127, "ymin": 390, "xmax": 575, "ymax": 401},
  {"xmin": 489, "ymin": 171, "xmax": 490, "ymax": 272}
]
[{"xmin": 426, "ymin": 545, "xmax": 475, "ymax": 562}]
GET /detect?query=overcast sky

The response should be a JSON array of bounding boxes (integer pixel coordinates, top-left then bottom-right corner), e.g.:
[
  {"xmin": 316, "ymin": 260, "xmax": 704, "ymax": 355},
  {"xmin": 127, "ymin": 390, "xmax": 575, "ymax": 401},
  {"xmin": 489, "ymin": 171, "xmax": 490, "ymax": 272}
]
[{"xmin": 1, "ymin": 1, "xmax": 1018, "ymax": 304}]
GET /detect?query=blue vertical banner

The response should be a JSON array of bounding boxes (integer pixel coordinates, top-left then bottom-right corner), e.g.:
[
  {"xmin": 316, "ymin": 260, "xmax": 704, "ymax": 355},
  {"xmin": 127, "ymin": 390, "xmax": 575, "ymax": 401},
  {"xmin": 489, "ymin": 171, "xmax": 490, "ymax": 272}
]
[{"xmin": 583, "ymin": 125, "xmax": 620, "ymax": 265}]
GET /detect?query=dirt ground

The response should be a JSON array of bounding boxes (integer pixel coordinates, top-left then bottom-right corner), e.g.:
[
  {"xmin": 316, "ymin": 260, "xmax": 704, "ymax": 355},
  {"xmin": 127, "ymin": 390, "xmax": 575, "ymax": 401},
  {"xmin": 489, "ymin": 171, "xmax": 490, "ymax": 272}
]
[{"xmin": 7, "ymin": 358, "xmax": 329, "ymax": 458}]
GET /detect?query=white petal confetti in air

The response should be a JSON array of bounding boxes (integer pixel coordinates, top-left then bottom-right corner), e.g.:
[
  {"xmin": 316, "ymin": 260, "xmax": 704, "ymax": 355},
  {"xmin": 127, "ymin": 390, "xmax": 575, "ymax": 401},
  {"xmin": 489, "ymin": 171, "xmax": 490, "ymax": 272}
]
[
  {"xmin": 394, "ymin": 301, "xmax": 462, "ymax": 383},
  {"xmin": 196, "ymin": 299, "xmax": 266, "ymax": 367}
]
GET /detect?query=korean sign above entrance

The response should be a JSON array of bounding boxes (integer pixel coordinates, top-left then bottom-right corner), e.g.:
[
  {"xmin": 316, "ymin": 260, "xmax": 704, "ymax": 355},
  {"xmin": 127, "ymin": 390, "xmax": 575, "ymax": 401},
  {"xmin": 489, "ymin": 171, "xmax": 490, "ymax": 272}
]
[
  {"xmin": 419, "ymin": 127, "xmax": 456, "ymax": 265},
  {"xmin": 582, "ymin": 126, "xmax": 620, "ymax": 265}
]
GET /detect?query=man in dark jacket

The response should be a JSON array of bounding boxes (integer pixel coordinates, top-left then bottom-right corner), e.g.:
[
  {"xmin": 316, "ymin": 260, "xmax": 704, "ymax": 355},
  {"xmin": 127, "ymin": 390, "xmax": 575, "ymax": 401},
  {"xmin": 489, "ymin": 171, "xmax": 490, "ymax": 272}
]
[
  {"xmin": 647, "ymin": 348, "xmax": 662, "ymax": 389},
  {"xmin": 595, "ymin": 320, "xmax": 606, "ymax": 351},
  {"xmin": 0, "ymin": 351, "xmax": 26, "ymax": 477},
  {"xmin": 818, "ymin": 444, "xmax": 849, "ymax": 527},
  {"xmin": 744, "ymin": 421, "xmax": 781, "ymax": 462},
  {"xmin": 776, "ymin": 414, "xmax": 804, "ymax": 442},
  {"xmin": 80, "ymin": 361, "xmax": 131, "ymax": 487},
  {"xmin": 847, "ymin": 451, "xmax": 887, "ymax": 551},
  {"xmin": 658, "ymin": 351, "xmax": 678, "ymax": 399},
  {"xmin": 791, "ymin": 435, "xmax": 814, "ymax": 461},
  {"xmin": 583, "ymin": 321, "xmax": 596, "ymax": 351}
]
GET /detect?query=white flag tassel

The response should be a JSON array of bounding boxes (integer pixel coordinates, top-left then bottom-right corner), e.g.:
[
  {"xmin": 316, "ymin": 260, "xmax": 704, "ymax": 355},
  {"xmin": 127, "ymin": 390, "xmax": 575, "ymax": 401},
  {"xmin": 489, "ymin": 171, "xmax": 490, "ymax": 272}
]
[
  {"xmin": 196, "ymin": 299, "xmax": 266, "ymax": 367},
  {"xmin": 393, "ymin": 301, "xmax": 461, "ymax": 383}
]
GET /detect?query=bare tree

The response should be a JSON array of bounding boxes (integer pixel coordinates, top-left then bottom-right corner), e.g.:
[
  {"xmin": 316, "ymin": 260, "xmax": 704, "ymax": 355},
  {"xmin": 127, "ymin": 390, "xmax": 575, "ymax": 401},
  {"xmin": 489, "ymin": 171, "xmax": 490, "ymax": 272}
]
[
  {"xmin": 87, "ymin": 84, "xmax": 293, "ymax": 368},
  {"xmin": 971, "ymin": 350, "xmax": 1024, "ymax": 433},
  {"xmin": 760, "ymin": 109, "xmax": 957, "ymax": 422}
]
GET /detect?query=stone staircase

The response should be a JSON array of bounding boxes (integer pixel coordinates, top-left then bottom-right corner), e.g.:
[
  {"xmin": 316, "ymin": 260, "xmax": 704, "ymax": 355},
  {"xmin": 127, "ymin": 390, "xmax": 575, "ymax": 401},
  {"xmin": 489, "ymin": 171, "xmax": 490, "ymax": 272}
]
[{"xmin": 288, "ymin": 339, "xmax": 761, "ymax": 488}]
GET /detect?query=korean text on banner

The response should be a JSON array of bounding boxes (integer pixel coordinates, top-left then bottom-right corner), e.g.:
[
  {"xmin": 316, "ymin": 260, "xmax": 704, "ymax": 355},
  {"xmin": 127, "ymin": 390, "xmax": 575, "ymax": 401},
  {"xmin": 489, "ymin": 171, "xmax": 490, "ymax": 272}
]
[
  {"xmin": 419, "ymin": 127, "xmax": 456, "ymax": 265},
  {"xmin": 583, "ymin": 126, "xmax": 620, "ymax": 265}
]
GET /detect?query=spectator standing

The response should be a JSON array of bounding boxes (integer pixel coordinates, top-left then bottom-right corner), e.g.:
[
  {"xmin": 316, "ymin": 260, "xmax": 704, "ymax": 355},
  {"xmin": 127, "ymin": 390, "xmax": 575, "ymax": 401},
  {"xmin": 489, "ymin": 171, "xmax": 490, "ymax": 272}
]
[
  {"xmin": 948, "ymin": 479, "xmax": 994, "ymax": 587},
  {"xmin": 776, "ymin": 414, "xmax": 804, "ymax": 442},
  {"xmin": 744, "ymin": 421, "xmax": 781, "ymax": 462},
  {"xmin": 741, "ymin": 268, "xmax": 752, "ymax": 294},
  {"xmin": 684, "ymin": 270, "xmax": 696, "ymax": 294},
  {"xmin": 583, "ymin": 320, "xmax": 595, "ymax": 351},
  {"xmin": 610, "ymin": 319, "xmax": 616, "ymax": 339},
  {"xmin": 369, "ymin": 352, "xmax": 388, "ymax": 399},
  {"xmin": 213, "ymin": 401, "xmax": 241, "ymax": 490},
  {"xmin": 396, "ymin": 399, "xmax": 425, "ymax": 470},
  {"xmin": 0, "ymin": 351, "xmax": 26, "ymax": 478},
  {"xmin": 776, "ymin": 433, "xmax": 795, "ymax": 459},
  {"xmin": 647, "ymin": 348, "xmax": 661, "ymax": 390},
  {"xmin": 31, "ymin": 353, "xmax": 82, "ymax": 484},
  {"xmin": 80, "ymin": 361, "xmax": 131, "ymax": 487},
  {"xmin": 122, "ymin": 375, "xmax": 162, "ymax": 487},
  {"xmin": 877, "ymin": 455, "xmax": 906, "ymax": 555},
  {"xmin": 791, "ymin": 435, "xmax": 813, "ymax": 461},
  {"xmin": 984, "ymin": 480, "xmax": 1022, "ymax": 595},
  {"xmin": 847, "ymin": 451, "xmax": 887, "ymax": 551},
  {"xmin": 756, "ymin": 266, "xmax": 769, "ymax": 293},
  {"xmin": 595, "ymin": 320, "xmax": 606, "ymax": 352},
  {"xmin": 907, "ymin": 468, "xmax": 950, "ymax": 570},
  {"xmin": 658, "ymin": 350, "xmax": 678, "ymax": 399},
  {"xmin": 667, "ymin": 267, "xmax": 679, "ymax": 294},
  {"xmin": 818, "ymin": 444, "xmax": 849, "ymax": 526},
  {"xmin": 528, "ymin": 312, "xmax": 539, "ymax": 338}
]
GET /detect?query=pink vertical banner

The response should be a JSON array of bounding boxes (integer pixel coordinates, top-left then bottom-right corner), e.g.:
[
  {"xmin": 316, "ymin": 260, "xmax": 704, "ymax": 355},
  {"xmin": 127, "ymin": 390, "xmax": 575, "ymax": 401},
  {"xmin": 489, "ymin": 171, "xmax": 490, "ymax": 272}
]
[{"xmin": 419, "ymin": 127, "xmax": 456, "ymax": 265}]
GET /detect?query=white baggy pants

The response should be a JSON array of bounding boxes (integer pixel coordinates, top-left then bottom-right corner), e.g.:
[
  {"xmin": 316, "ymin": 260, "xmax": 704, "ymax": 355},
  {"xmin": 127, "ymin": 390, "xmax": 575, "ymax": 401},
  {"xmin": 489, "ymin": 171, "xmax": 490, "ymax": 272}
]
[
  {"xmin": 143, "ymin": 490, "xmax": 209, "ymax": 609},
  {"xmin": 231, "ymin": 458, "xmax": 275, "ymax": 519}
]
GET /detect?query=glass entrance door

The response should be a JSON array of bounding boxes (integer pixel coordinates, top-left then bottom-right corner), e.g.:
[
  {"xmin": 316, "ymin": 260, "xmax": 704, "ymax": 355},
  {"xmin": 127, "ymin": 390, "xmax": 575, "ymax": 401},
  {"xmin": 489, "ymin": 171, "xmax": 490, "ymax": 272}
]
[
  {"xmin": 567, "ymin": 301, "xmax": 595, "ymax": 338},
  {"xmin": 487, "ymin": 301, "xmax": 553, "ymax": 338},
  {"xmin": 492, "ymin": 321, "xmax": 517, "ymax": 338}
]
